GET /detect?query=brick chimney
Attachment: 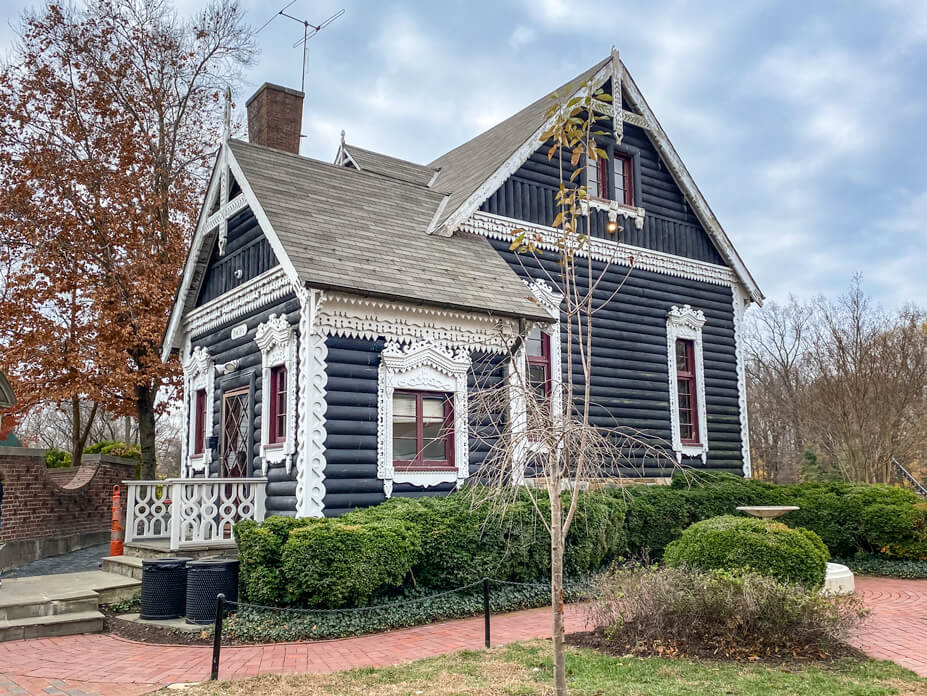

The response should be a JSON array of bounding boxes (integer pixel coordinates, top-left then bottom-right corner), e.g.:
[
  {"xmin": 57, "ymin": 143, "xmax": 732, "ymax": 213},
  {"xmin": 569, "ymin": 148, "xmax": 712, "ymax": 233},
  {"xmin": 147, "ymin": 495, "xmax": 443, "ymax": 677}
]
[{"xmin": 245, "ymin": 83, "xmax": 304, "ymax": 154}]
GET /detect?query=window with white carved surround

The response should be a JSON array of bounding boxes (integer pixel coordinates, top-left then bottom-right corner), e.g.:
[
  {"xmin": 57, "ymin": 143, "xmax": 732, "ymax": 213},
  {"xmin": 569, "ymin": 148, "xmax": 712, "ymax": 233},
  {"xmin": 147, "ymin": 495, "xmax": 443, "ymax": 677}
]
[
  {"xmin": 377, "ymin": 341, "xmax": 471, "ymax": 498},
  {"xmin": 255, "ymin": 314, "xmax": 298, "ymax": 475},
  {"xmin": 183, "ymin": 346, "xmax": 214, "ymax": 476},
  {"xmin": 666, "ymin": 305, "xmax": 708, "ymax": 461},
  {"xmin": 509, "ymin": 279, "xmax": 563, "ymax": 483}
]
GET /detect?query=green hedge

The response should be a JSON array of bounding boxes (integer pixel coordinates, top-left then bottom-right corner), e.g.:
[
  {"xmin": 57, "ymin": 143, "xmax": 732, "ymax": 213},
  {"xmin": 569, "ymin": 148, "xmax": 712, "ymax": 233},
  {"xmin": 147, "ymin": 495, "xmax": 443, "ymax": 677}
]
[
  {"xmin": 235, "ymin": 488, "xmax": 626, "ymax": 609},
  {"xmin": 235, "ymin": 473, "xmax": 927, "ymax": 609},
  {"xmin": 664, "ymin": 515, "xmax": 829, "ymax": 588}
]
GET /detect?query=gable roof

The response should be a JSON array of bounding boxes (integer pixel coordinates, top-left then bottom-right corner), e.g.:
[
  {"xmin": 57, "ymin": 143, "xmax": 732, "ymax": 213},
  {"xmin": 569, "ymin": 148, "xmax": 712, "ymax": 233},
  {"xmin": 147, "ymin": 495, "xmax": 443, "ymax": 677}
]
[
  {"xmin": 227, "ymin": 139, "xmax": 551, "ymax": 322},
  {"xmin": 338, "ymin": 142, "xmax": 438, "ymax": 187},
  {"xmin": 428, "ymin": 57, "xmax": 611, "ymax": 232}
]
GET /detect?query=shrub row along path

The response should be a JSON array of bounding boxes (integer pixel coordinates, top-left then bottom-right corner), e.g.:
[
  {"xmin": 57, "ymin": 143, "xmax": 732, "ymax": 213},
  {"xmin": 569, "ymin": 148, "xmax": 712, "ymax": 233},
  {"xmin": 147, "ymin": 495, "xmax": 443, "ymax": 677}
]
[{"xmin": 0, "ymin": 576, "xmax": 923, "ymax": 696}]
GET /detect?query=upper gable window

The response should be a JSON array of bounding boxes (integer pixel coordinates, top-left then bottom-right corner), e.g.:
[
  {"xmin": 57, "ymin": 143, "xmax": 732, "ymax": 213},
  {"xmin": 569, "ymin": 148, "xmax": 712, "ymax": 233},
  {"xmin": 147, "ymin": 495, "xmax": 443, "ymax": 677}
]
[{"xmin": 586, "ymin": 150, "xmax": 634, "ymax": 207}]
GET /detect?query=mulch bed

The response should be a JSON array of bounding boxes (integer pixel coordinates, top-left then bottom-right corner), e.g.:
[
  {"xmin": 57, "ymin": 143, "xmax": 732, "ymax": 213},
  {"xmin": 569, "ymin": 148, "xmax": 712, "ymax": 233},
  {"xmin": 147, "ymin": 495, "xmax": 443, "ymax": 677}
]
[
  {"xmin": 101, "ymin": 607, "xmax": 212, "ymax": 645},
  {"xmin": 566, "ymin": 628, "xmax": 866, "ymax": 665}
]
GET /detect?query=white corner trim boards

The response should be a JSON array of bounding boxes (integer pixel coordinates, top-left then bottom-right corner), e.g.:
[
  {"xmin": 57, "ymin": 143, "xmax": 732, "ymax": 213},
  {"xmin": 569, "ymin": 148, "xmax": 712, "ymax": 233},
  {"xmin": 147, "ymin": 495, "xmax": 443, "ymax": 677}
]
[
  {"xmin": 666, "ymin": 305, "xmax": 708, "ymax": 462},
  {"xmin": 183, "ymin": 346, "xmax": 214, "ymax": 477},
  {"xmin": 255, "ymin": 314, "xmax": 298, "ymax": 475},
  {"xmin": 376, "ymin": 341, "xmax": 471, "ymax": 498},
  {"xmin": 731, "ymin": 285, "xmax": 753, "ymax": 477},
  {"xmin": 295, "ymin": 288, "xmax": 327, "ymax": 519}
]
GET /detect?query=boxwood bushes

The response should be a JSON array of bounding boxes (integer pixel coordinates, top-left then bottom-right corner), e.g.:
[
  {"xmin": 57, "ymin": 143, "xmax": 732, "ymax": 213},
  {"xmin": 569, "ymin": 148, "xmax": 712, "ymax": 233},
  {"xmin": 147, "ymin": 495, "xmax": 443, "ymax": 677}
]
[
  {"xmin": 664, "ymin": 515, "xmax": 830, "ymax": 588},
  {"xmin": 235, "ymin": 473, "xmax": 927, "ymax": 610},
  {"xmin": 235, "ymin": 489, "xmax": 627, "ymax": 609}
]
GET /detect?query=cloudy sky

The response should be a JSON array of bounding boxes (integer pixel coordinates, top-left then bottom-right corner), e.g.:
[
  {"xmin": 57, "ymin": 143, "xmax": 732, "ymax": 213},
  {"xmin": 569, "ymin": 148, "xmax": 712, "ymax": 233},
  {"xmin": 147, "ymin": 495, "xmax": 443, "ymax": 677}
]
[{"xmin": 2, "ymin": 0, "xmax": 926, "ymax": 308}]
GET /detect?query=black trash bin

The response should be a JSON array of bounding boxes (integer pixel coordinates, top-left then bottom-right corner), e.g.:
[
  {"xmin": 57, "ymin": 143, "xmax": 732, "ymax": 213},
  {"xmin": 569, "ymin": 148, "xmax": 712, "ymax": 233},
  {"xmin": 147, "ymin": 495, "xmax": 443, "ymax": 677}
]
[
  {"xmin": 140, "ymin": 557, "xmax": 191, "ymax": 620},
  {"xmin": 185, "ymin": 558, "xmax": 239, "ymax": 625}
]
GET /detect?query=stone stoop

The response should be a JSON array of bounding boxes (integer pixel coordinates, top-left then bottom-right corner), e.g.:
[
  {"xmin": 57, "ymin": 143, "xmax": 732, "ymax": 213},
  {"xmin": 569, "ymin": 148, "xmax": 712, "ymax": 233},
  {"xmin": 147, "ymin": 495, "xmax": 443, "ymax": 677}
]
[
  {"xmin": 101, "ymin": 554, "xmax": 144, "ymax": 580},
  {"xmin": 122, "ymin": 540, "xmax": 239, "ymax": 560},
  {"xmin": 0, "ymin": 570, "xmax": 140, "ymax": 642}
]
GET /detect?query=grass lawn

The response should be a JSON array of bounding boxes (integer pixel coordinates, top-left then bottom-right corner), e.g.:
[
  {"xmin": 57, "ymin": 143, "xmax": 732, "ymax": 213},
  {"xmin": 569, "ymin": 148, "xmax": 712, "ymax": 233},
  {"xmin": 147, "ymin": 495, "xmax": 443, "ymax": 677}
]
[{"xmin": 169, "ymin": 640, "xmax": 927, "ymax": 696}]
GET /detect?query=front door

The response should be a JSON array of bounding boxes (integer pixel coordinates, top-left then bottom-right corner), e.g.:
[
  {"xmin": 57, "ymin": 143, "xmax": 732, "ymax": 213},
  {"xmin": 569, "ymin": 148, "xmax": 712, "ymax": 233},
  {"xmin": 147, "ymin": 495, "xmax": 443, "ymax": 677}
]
[{"xmin": 221, "ymin": 388, "xmax": 249, "ymax": 478}]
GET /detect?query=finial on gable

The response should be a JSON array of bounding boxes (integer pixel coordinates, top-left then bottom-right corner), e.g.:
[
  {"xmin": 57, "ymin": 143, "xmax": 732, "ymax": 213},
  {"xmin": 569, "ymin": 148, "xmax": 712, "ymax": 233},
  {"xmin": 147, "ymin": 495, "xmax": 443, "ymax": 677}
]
[{"xmin": 223, "ymin": 86, "xmax": 232, "ymax": 142}]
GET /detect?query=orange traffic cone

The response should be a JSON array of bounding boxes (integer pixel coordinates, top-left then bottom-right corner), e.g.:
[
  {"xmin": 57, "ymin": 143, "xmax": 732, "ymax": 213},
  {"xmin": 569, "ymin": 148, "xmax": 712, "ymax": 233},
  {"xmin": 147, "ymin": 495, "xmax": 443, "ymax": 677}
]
[{"xmin": 110, "ymin": 485, "xmax": 124, "ymax": 557}]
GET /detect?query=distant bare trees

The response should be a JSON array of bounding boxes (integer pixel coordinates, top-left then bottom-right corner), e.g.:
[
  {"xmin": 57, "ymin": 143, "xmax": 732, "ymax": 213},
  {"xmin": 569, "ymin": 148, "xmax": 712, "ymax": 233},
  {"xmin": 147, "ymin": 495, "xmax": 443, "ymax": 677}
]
[{"xmin": 746, "ymin": 278, "xmax": 927, "ymax": 484}]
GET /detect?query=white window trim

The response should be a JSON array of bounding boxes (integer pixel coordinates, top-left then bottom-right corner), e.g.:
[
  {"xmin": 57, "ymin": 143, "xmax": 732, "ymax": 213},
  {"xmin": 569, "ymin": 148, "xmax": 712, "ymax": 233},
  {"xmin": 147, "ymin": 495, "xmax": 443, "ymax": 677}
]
[
  {"xmin": 377, "ymin": 341, "xmax": 471, "ymax": 498},
  {"xmin": 255, "ymin": 314, "xmax": 298, "ymax": 475},
  {"xmin": 183, "ymin": 346, "xmax": 214, "ymax": 477},
  {"xmin": 509, "ymin": 280, "xmax": 563, "ymax": 484},
  {"xmin": 666, "ymin": 305, "xmax": 708, "ymax": 462}
]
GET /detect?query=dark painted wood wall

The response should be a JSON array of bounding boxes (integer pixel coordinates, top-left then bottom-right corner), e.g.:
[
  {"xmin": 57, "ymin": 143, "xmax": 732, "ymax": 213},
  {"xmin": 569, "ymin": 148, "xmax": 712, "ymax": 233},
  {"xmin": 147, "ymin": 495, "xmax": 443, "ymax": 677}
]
[
  {"xmin": 487, "ymin": 237, "xmax": 743, "ymax": 475},
  {"xmin": 322, "ymin": 336, "xmax": 507, "ymax": 516},
  {"xmin": 197, "ymin": 208, "xmax": 277, "ymax": 306},
  {"xmin": 189, "ymin": 295, "xmax": 300, "ymax": 516}
]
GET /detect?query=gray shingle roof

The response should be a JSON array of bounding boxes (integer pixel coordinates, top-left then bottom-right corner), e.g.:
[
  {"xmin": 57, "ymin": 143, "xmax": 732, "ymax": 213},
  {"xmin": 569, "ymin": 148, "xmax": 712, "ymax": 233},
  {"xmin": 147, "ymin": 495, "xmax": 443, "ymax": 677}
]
[
  {"xmin": 341, "ymin": 143, "xmax": 438, "ymax": 187},
  {"xmin": 428, "ymin": 58, "xmax": 610, "ymax": 229},
  {"xmin": 228, "ymin": 139, "xmax": 550, "ymax": 321}
]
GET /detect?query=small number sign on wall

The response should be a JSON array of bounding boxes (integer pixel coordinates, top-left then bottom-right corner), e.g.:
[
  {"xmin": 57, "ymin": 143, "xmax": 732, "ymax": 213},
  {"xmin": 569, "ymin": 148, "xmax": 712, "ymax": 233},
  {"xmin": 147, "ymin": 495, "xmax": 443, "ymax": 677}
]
[{"xmin": 231, "ymin": 323, "xmax": 248, "ymax": 340}]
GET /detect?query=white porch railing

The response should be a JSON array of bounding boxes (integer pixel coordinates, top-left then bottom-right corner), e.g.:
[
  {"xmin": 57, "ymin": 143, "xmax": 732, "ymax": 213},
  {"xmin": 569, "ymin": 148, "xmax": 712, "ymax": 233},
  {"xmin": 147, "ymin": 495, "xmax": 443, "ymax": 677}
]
[{"xmin": 124, "ymin": 478, "xmax": 267, "ymax": 551}]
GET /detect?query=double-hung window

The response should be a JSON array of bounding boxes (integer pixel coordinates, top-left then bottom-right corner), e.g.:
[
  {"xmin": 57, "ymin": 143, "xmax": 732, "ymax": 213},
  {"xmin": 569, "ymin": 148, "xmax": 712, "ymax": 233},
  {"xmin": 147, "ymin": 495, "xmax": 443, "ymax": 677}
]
[
  {"xmin": 392, "ymin": 391, "xmax": 454, "ymax": 470},
  {"xmin": 268, "ymin": 365, "xmax": 287, "ymax": 446},
  {"xmin": 587, "ymin": 149, "xmax": 634, "ymax": 206},
  {"xmin": 525, "ymin": 326, "xmax": 551, "ymax": 398},
  {"xmin": 675, "ymin": 339, "xmax": 699, "ymax": 445},
  {"xmin": 193, "ymin": 388, "xmax": 207, "ymax": 456}
]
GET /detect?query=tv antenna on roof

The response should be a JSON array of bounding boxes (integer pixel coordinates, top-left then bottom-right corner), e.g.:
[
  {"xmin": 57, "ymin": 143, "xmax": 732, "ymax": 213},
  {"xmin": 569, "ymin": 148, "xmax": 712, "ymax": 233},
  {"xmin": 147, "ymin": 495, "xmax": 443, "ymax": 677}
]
[{"xmin": 256, "ymin": 3, "xmax": 345, "ymax": 93}]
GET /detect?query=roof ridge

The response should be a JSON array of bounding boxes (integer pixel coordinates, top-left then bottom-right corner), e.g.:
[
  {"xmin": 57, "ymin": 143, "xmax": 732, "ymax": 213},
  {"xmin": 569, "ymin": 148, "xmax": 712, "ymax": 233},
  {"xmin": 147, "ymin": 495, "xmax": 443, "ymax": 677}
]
[{"xmin": 343, "ymin": 142, "xmax": 436, "ymax": 172}]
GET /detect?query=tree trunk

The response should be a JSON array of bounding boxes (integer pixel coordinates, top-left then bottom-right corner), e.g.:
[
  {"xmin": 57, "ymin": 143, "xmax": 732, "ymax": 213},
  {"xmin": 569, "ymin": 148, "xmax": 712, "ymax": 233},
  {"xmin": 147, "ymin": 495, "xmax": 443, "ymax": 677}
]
[
  {"xmin": 71, "ymin": 398, "xmax": 98, "ymax": 467},
  {"xmin": 549, "ymin": 483, "xmax": 567, "ymax": 696},
  {"xmin": 136, "ymin": 383, "xmax": 157, "ymax": 478}
]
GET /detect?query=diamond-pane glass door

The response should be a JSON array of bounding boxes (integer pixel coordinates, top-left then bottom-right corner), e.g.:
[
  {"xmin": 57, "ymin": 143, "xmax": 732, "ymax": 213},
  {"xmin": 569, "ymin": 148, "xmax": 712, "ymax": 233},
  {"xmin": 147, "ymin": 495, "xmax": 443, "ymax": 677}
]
[{"xmin": 221, "ymin": 389, "xmax": 249, "ymax": 478}]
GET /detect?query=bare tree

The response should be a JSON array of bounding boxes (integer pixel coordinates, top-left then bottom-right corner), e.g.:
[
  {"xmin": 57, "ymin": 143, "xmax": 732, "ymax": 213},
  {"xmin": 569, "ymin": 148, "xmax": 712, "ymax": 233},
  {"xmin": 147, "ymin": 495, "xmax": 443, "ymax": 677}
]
[
  {"xmin": 464, "ymin": 80, "xmax": 673, "ymax": 696},
  {"xmin": 745, "ymin": 278, "xmax": 927, "ymax": 484}
]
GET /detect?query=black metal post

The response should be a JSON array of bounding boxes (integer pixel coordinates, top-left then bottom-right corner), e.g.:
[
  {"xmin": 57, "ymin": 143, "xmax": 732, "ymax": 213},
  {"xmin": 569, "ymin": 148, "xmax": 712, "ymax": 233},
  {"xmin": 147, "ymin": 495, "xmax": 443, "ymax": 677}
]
[
  {"xmin": 211, "ymin": 593, "xmax": 225, "ymax": 680},
  {"xmin": 483, "ymin": 578, "xmax": 491, "ymax": 649}
]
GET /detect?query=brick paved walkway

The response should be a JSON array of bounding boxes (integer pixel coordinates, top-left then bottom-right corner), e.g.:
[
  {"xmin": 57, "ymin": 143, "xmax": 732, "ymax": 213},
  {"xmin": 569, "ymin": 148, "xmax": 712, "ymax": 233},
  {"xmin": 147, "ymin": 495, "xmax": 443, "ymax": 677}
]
[
  {"xmin": 852, "ymin": 575, "xmax": 927, "ymax": 676},
  {"xmin": 0, "ymin": 576, "xmax": 923, "ymax": 696}
]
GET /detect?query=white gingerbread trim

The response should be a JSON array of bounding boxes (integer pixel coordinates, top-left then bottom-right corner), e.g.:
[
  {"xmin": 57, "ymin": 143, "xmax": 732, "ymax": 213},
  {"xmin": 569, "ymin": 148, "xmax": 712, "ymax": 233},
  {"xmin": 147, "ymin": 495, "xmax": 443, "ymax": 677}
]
[
  {"xmin": 316, "ymin": 291, "xmax": 522, "ymax": 354},
  {"xmin": 731, "ymin": 285, "xmax": 752, "ymax": 477},
  {"xmin": 183, "ymin": 267, "xmax": 293, "ymax": 339},
  {"xmin": 255, "ymin": 314, "xmax": 298, "ymax": 475},
  {"xmin": 377, "ymin": 341, "xmax": 471, "ymax": 497},
  {"xmin": 463, "ymin": 212, "xmax": 736, "ymax": 287},
  {"xmin": 581, "ymin": 197, "xmax": 646, "ymax": 231},
  {"xmin": 666, "ymin": 305, "xmax": 708, "ymax": 462},
  {"xmin": 162, "ymin": 140, "xmax": 303, "ymax": 361},
  {"xmin": 295, "ymin": 288, "xmax": 327, "ymax": 518},
  {"xmin": 509, "ymin": 280, "xmax": 564, "ymax": 483},
  {"xmin": 182, "ymin": 346, "xmax": 214, "ymax": 476}
]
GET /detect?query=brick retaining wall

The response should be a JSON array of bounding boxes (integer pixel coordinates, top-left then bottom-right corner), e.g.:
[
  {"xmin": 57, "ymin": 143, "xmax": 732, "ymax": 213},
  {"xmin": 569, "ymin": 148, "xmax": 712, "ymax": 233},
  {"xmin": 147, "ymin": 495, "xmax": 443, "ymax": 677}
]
[{"xmin": 0, "ymin": 447, "xmax": 137, "ymax": 569}]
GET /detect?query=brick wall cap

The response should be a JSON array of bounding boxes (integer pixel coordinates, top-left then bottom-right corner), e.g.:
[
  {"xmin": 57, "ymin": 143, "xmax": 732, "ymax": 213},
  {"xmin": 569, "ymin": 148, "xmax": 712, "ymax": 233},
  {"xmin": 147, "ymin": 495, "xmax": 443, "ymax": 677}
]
[
  {"xmin": 82, "ymin": 453, "xmax": 139, "ymax": 469},
  {"xmin": 0, "ymin": 446, "xmax": 46, "ymax": 458},
  {"xmin": 245, "ymin": 82, "xmax": 305, "ymax": 108}
]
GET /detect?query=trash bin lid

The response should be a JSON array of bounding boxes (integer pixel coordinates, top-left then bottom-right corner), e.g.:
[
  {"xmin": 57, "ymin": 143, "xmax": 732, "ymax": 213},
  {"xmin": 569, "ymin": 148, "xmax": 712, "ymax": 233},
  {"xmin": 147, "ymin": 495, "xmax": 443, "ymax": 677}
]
[{"xmin": 142, "ymin": 556, "xmax": 193, "ymax": 569}]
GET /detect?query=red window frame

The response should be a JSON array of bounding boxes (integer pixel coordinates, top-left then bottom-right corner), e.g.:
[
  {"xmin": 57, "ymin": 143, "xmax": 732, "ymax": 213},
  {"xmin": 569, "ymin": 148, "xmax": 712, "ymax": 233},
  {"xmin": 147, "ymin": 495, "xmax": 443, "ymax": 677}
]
[
  {"xmin": 614, "ymin": 153, "xmax": 634, "ymax": 206},
  {"xmin": 193, "ymin": 389, "xmax": 207, "ymax": 455},
  {"xmin": 526, "ymin": 330, "xmax": 552, "ymax": 397},
  {"xmin": 596, "ymin": 156, "xmax": 610, "ymax": 199},
  {"xmin": 675, "ymin": 339, "xmax": 700, "ymax": 445},
  {"xmin": 268, "ymin": 365, "xmax": 287, "ymax": 446},
  {"xmin": 392, "ymin": 390, "xmax": 455, "ymax": 471}
]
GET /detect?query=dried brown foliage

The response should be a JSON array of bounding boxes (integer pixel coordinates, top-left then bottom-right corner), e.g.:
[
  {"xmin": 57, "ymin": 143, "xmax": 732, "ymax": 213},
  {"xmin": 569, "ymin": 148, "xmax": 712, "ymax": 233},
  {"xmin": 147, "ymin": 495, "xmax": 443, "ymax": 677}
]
[{"xmin": 0, "ymin": 0, "xmax": 255, "ymax": 471}]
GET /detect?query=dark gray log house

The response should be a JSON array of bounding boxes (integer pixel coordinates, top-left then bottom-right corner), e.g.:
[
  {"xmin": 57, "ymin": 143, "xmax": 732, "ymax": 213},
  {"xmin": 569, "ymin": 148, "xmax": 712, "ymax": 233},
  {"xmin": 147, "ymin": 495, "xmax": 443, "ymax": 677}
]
[{"xmin": 158, "ymin": 50, "xmax": 764, "ymax": 522}]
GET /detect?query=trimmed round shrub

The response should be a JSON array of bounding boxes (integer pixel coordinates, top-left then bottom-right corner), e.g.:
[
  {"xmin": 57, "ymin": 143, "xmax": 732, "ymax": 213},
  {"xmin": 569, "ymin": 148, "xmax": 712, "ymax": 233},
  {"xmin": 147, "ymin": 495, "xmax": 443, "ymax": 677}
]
[
  {"xmin": 281, "ymin": 518, "xmax": 420, "ymax": 608},
  {"xmin": 664, "ymin": 515, "xmax": 829, "ymax": 588},
  {"xmin": 235, "ymin": 517, "xmax": 316, "ymax": 605}
]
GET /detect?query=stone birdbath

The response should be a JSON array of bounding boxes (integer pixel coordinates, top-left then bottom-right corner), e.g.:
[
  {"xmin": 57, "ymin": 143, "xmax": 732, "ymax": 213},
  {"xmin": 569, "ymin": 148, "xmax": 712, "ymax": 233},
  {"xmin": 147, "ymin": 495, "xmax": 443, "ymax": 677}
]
[
  {"xmin": 735, "ymin": 504, "xmax": 854, "ymax": 595},
  {"xmin": 736, "ymin": 505, "xmax": 799, "ymax": 519}
]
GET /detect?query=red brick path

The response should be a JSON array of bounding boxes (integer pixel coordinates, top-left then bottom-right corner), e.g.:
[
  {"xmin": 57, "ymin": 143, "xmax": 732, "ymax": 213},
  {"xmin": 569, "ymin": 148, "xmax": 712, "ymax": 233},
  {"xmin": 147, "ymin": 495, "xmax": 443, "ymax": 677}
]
[
  {"xmin": 0, "ymin": 576, "xmax": 924, "ymax": 696},
  {"xmin": 852, "ymin": 575, "xmax": 927, "ymax": 676}
]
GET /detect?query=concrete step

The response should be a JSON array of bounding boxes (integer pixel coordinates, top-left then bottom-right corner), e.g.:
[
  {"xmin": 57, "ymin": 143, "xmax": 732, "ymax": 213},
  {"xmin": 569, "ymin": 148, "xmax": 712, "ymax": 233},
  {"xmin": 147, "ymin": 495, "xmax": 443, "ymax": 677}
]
[
  {"xmin": 123, "ymin": 541, "xmax": 238, "ymax": 560},
  {"xmin": 101, "ymin": 555, "xmax": 144, "ymax": 581},
  {"xmin": 0, "ymin": 570, "xmax": 139, "ymax": 641},
  {"xmin": 0, "ymin": 610, "xmax": 104, "ymax": 641},
  {"xmin": 0, "ymin": 592, "xmax": 99, "ymax": 621}
]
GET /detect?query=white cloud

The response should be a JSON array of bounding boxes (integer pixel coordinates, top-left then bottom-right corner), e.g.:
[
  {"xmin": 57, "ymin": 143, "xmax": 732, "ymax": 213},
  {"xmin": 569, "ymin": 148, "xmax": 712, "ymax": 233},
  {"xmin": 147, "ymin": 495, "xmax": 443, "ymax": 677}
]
[{"xmin": 508, "ymin": 25, "xmax": 536, "ymax": 50}]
